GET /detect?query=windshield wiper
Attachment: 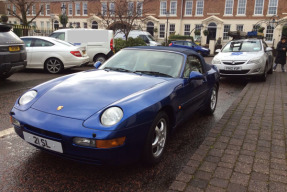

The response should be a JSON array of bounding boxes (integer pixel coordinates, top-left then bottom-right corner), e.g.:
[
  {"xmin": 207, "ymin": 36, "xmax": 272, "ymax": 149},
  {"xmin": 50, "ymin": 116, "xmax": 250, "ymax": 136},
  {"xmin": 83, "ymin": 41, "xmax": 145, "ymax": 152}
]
[
  {"xmin": 104, "ymin": 67, "xmax": 132, "ymax": 73},
  {"xmin": 134, "ymin": 70, "xmax": 172, "ymax": 77}
]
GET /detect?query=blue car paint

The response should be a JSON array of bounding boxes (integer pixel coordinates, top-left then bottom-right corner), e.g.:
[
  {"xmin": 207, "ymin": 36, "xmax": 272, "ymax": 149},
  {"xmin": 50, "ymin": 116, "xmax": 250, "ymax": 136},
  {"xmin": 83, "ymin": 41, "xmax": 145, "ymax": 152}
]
[
  {"xmin": 11, "ymin": 46, "xmax": 219, "ymax": 165},
  {"xmin": 169, "ymin": 41, "xmax": 210, "ymax": 56}
]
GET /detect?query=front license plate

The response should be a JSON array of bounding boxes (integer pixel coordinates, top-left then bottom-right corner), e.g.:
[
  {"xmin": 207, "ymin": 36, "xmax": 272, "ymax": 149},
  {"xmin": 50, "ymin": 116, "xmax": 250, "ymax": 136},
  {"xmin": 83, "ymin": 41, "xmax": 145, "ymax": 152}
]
[
  {"xmin": 23, "ymin": 132, "xmax": 63, "ymax": 153},
  {"xmin": 9, "ymin": 46, "xmax": 20, "ymax": 52},
  {"xmin": 225, "ymin": 66, "xmax": 242, "ymax": 71}
]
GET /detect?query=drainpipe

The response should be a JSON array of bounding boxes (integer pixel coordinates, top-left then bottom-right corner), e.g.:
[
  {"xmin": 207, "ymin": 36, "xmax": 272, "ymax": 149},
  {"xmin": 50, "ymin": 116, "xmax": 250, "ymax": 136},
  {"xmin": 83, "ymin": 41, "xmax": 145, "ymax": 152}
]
[{"xmin": 179, "ymin": 0, "xmax": 183, "ymax": 35}]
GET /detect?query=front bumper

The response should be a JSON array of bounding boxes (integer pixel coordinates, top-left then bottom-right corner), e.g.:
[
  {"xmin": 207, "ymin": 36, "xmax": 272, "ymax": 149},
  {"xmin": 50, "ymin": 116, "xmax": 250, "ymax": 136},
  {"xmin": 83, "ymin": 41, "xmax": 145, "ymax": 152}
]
[
  {"xmin": 213, "ymin": 62, "xmax": 265, "ymax": 76},
  {"xmin": 11, "ymin": 107, "xmax": 150, "ymax": 165}
]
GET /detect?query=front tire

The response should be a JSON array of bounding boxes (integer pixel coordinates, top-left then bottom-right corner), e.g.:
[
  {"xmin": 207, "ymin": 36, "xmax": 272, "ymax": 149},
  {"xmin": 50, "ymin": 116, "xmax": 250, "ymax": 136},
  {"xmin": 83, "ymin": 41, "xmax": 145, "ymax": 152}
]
[
  {"xmin": 94, "ymin": 55, "xmax": 107, "ymax": 63},
  {"xmin": 143, "ymin": 111, "xmax": 169, "ymax": 165},
  {"xmin": 259, "ymin": 64, "xmax": 268, "ymax": 81},
  {"xmin": 0, "ymin": 72, "xmax": 13, "ymax": 80},
  {"xmin": 45, "ymin": 58, "xmax": 64, "ymax": 74}
]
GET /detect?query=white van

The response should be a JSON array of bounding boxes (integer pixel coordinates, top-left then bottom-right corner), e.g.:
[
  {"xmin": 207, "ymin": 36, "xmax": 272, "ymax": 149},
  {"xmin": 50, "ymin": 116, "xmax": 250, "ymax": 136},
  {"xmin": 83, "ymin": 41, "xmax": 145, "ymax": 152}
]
[
  {"xmin": 114, "ymin": 30, "xmax": 160, "ymax": 46},
  {"xmin": 50, "ymin": 29, "xmax": 114, "ymax": 63}
]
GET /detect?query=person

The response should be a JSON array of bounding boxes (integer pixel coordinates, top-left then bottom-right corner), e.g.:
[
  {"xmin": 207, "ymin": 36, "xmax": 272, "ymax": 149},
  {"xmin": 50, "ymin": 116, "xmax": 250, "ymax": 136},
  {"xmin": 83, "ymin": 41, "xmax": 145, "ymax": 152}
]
[{"xmin": 273, "ymin": 36, "xmax": 287, "ymax": 72}]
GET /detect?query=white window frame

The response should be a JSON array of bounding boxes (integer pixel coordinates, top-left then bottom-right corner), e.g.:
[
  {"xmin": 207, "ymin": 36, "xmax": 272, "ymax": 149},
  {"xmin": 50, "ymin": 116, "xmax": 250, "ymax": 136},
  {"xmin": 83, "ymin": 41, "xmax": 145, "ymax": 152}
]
[
  {"xmin": 236, "ymin": 24, "xmax": 244, "ymax": 31},
  {"xmin": 46, "ymin": 4, "xmax": 50, "ymax": 16},
  {"xmin": 136, "ymin": 2, "xmax": 143, "ymax": 16},
  {"xmin": 128, "ymin": 2, "xmax": 134, "ymax": 16},
  {"xmin": 47, "ymin": 21, "xmax": 50, "ymax": 29},
  {"xmin": 26, "ymin": 5, "xmax": 30, "ymax": 16},
  {"xmin": 102, "ymin": 2, "xmax": 107, "ymax": 16},
  {"xmin": 110, "ymin": 2, "xmax": 115, "ymax": 16},
  {"xmin": 40, "ymin": 21, "xmax": 44, "ymax": 29},
  {"xmin": 185, "ymin": 1, "xmax": 193, "ymax": 16},
  {"xmin": 39, "ymin": 4, "xmax": 44, "ymax": 16},
  {"xmin": 68, "ymin": 3, "xmax": 73, "ymax": 16},
  {"xmin": 159, "ymin": 24, "xmax": 165, "ymax": 38},
  {"xmin": 7, "ymin": 4, "xmax": 11, "ymax": 15},
  {"xmin": 237, "ymin": 0, "xmax": 247, "ymax": 15},
  {"xmin": 184, "ymin": 24, "xmax": 191, "ymax": 36},
  {"xmin": 267, "ymin": 0, "xmax": 278, "ymax": 15},
  {"xmin": 223, "ymin": 25, "xmax": 231, "ymax": 40},
  {"xmin": 196, "ymin": 0, "xmax": 204, "ymax": 16},
  {"xmin": 224, "ymin": 0, "xmax": 234, "ymax": 15},
  {"xmin": 169, "ymin": 24, "xmax": 175, "ymax": 35},
  {"xmin": 31, "ymin": 5, "xmax": 36, "ymax": 16},
  {"xmin": 254, "ymin": 0, "xmax": 264, "ymax": 15},
  {"xmin": 265, "ymin": 25, "xmax": 274, "ymax": 42},
  {"xmin": 75, "ymin": 3, "xmax": 81, "ymax": 16},
  {"xmin": 13, "ymin": 5, "xmax": 16, "ymax": 14},
  {"xmin": 83, "ymin": 2, "xmax": 88, "ymax": 16},
  {"xmin": 160, "ymin": 1, "xmax": 167, "ymax": 16},
  {"xmin": 170, "ymin": 1, "xmax": 177, "ymax": 16}
]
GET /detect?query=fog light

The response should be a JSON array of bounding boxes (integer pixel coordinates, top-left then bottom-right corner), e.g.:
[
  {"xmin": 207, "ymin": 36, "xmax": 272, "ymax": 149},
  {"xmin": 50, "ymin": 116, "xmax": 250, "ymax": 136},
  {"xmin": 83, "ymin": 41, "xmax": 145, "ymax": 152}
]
[
  {"xmin": 10, "ymin": 116, "xmax": 20, "ymax": 127},
  {"xmin": 73, "ymin": 137, "xmax": 96, "ymax": 147},
  {"xmin": 253, "ymin": 68, "xmax": 261, "ymax": 72}
]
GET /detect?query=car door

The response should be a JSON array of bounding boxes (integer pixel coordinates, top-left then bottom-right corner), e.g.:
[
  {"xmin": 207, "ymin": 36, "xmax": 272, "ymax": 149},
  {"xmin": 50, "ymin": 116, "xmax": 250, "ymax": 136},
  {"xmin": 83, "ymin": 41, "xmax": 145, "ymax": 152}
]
[
  {"xmin": 21, "ymin": 38, "xmax": 33, "ymax": 65},
  {"xmin": 180, "ymin": 55, "xmax": 209, "ymax": 118},
  {"xmin": 30, "ymin": 38, "xmax": 54, "ymax": 68}
]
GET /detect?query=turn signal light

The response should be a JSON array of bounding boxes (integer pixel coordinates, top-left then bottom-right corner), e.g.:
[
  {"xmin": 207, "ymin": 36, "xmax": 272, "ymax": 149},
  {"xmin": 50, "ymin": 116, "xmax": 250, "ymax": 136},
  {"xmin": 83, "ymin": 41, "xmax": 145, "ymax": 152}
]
[
  {"xmin": 96, "ymin": 137, "xmax": 126, "ymax": 149},
  {"xmin": 169, "ymin": 43, "xmax": 173, "ymax": 46},
  {"xmin": 70, "ymin": 51, "xmax": 82, "ymax": 57}
]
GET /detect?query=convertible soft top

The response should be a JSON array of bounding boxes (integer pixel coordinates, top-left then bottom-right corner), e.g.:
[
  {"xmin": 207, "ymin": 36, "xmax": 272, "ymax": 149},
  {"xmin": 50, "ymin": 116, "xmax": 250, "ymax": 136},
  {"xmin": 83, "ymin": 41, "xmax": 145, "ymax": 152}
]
[{"xmin": 127, "ymin": 46, "xmax": 197, "ymax": 55}]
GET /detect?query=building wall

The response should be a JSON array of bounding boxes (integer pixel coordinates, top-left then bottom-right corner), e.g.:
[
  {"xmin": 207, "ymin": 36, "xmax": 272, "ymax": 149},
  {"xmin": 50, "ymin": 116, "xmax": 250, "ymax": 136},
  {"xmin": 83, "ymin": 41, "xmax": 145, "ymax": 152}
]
[{"xmin": 4, "ymin": 0, "xmax": 287, "ymax": 46}]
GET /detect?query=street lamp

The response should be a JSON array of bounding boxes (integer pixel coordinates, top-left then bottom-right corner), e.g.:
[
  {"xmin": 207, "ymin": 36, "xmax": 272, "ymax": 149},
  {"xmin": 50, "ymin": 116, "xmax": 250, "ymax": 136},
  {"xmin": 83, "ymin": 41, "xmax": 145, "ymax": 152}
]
[
  {"xmin": 50, "ymin": 14, "xmax": 55, "ymax": 31},
  {"xmin": 60, "ymin": 4, "xmax": 67, "ymax": 28},
  {"xmin": 165, "ymin": 11, "xmax": 169, "ymax": 46}
]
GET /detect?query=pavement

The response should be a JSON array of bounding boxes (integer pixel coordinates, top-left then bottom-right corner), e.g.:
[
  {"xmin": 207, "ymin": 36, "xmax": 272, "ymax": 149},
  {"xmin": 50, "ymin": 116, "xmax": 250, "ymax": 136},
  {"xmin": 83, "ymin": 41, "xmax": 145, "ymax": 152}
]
[{"xmin": 169, "ymin": 71, "xmax": 287, "ymax": 192}]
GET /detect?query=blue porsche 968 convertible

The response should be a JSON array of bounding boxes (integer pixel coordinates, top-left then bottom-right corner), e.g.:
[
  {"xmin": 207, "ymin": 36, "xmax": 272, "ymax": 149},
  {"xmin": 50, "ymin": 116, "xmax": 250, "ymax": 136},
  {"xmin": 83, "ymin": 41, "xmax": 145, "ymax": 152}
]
[{"xmin": 11, "ymin": 46, "xmax": 219, "ymax": 165}]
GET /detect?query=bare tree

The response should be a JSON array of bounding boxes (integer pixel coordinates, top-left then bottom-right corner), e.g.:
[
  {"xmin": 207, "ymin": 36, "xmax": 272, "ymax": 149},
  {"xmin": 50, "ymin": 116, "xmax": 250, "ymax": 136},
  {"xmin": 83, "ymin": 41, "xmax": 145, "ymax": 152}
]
[
  {"xmin": 93, "ymin": 0, "xmax": 154, "ymax": 41},
  {"xmin": 6, "ymin": 0, "xmax": 43, "ymax": 35}
]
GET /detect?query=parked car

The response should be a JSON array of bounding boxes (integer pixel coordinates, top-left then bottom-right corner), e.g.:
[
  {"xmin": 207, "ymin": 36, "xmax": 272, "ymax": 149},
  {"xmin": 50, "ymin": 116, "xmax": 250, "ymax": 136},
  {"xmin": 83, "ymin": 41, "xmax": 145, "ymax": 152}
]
[
  {"xmin": 212, "ymin": 38, "xmax": 273, "ymax": 81},
  {"xmin": 169, "ymin": 40, "xmax": 210, "ymax": 56},
  {"xmin": 114, "ymin": 30, "xmax": 160, "ymax": 46},
  {"xmin": 11, "ymin": 46, "xmax": 219, "ymax": 165},
  {"xmin": 50, "ymin": 29, "xmax": 114, "ymax": 63},
  {"xmin": 0, "ymin": 24, "xmax": 27, "ymax": 80},
  {"xmin": 21, "ymin": 36, "xmax": 89, "ymax": 74}
]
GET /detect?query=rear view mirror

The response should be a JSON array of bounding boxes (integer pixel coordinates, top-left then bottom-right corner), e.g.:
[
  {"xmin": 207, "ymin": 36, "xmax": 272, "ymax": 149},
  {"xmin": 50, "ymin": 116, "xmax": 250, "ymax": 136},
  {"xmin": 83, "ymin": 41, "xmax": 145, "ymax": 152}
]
[
  {"xmin": 94, "ymin": 61, "xmax": 102, "ymax": 69},
  {"xmin": 265, "ymin": 47, "xmax": 272, "ymax": 52}
]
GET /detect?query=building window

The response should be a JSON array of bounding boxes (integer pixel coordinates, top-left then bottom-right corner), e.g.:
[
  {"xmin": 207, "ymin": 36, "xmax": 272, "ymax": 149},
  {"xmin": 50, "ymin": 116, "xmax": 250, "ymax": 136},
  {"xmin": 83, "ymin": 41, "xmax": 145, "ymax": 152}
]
[
  {"xmin": 76, "ymin": 22, "xmax": 80, "ymax": 28},
  {"xmin": 170, "ymin": 1, "xmax": 177, "ymax": 15},
  {"xmin": 102, "ymin": 2, "xmax": 107, "ymax": 16},
  {"xmin": 170, "ymin": 24, "xmax": 175, "ymax": 35},
  {"xmin": 185, "ymin": 1, "xmax": 193, "ymax": 16},
  {"xmin": 236, "ymin": 25, "xmax": 244, "ymax": 31},
  {"xmin": 194, "ymin": 24, "xmax": 202, "ymax": 38},
  {"xmin": 92, "ymin": 21, "xmax": 98, "ymax": 29},
  {"xmin": 160, "ymin": 1, "xmax": 167, "ymax": 15},
  {"xmin": 75, "ymin": 3, "xmax": 80, "ymax": 15},
  {"xmin": 223, "ymin": 25, "xmax": 231, "ymax": 40},
  {"xmin": 109, "ymin": 2, "xmax": 115, "ymax": 16},
  {"xmin": 237, "ymin": 0, "xmax": 246, "ymax": 15},
  {"xmin": 40, "ymin": 4, "xmax": 44, "ymax": 16},
  {"xmin": 13, "ymin": 5, "xmax": 16, "ymax": 13},
  {"xmin": 136, "ymin": 2, "xmax": 143, "ymax": 16},
  {"xmin": 32, "ymin": 5, "xmax": 36, "ymax": 16},
  {"xmin": 268, "ymin": 0, "xmax": 278, "ymax": 15},
  {"xmin": 196, "ymin": 0, "xmax": 204, "ymax": 16},
  {"xmin": 160, "ymin": 24, "xmax": 165, "ymax": 38},
  {"xmin": 225, "ymin": 0, "xmax": 234, "ymax": 15},
  {"xmin": 184, "ymin": 24, "xmax": 190, "ymax": 36},
  {"xmin": 254, "ymin": 0, "xmax": 264, "ymax": 15},
  {"xmin": 128, "ymin": 2, "xmax": 134, "ymax": 16},
  {"xmin": 265, "ymin": 25, "xmax": 274, "ymax": 41},
  {"xmin": 68, "ymin": 4, "xmax": 73, "ymax": 16},
  {"xmin": 7, "ymin": 4, "xmax": 10, "ymax": 15},
  {"xmin": 83, "ymin": 2, "xmax": 88, "ymax": 15},
  {"xmin": 46, "ymin": 4, "xmax": 50, "ymax": 15},
  {"xmin": 47, "ymin": 21, "xmax": 50, "ymax": 29},
  {"xmin": 26, "ymin": 5, "xmax": 30, "ymax": 16},
  {"xmin": 40, "ymin": 21, "xmax": 44, "ymax": 29},
  {"xmin": 84, "ymin": 22, "xmax": 87, "ymax": 28}
]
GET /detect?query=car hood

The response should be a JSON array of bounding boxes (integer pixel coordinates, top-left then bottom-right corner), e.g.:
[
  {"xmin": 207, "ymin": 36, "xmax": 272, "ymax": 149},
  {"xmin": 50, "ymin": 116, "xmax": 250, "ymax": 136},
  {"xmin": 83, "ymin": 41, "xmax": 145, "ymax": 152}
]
[
  {"xmin": 216, "ymin": 51, "xmax": 262, "ymax": 61},
  {"xmin": 31, "ymin": 70, "xmax": 167, "ymax": 120}
]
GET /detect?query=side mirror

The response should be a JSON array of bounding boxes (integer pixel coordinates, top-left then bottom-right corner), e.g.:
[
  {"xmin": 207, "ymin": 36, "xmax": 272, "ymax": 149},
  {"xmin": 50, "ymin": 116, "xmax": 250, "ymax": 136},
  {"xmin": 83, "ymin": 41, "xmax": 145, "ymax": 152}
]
[
  {"xmin": 215, "ymin": 49, "xmax": 221, "ymax": 53},
  {"xmin": 189, "ymin": 71, "xmax": 204, "ymax": 80},
  {"xmin": 265, "ymin": 47, "xmax": 272, "ymax": 52},
  {"xmin": 94, "ymin": 61, "xmax": 102, "ymax": 69}
]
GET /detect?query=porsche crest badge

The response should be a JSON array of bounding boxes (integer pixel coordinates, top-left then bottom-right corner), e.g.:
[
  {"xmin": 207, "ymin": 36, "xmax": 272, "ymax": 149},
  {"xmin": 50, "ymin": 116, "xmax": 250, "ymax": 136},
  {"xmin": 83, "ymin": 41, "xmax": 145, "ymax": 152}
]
[{"xmin": 57, "ymin": 106, "xmax": 64, "ymax": 111}]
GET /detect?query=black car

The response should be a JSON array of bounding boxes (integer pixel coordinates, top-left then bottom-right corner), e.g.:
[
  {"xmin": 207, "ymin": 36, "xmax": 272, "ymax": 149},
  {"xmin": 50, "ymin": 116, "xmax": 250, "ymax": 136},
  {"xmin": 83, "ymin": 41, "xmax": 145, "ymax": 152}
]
[{"xmin": 0, "ymin": 24, "xmax": 27, "ymax": 80}]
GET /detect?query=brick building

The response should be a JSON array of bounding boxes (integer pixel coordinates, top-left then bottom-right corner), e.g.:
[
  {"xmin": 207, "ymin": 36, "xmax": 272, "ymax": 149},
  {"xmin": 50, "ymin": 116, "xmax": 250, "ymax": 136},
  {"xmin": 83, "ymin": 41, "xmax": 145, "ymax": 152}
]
[{"xmin": 4, "ymin": 0, "xmax": 287, "ymax": 46}]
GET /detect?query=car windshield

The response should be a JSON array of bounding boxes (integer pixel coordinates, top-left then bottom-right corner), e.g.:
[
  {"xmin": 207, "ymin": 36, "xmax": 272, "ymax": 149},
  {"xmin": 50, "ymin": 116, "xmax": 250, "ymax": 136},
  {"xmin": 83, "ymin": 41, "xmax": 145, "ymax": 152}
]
[
  {"xmin": 147, "ymin": 35, "xmax": 156, "ymax": 41},
  {"xmin": 99, "ymin": 49, "xmax": 184, "ymax": 78},
  {"xmin": 222, "ymin": 40, "xmax": 262, "ymax": 52},
  {"xmin": 187, "ymin": 42, "xmax": 197, "ymax": 47}
]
